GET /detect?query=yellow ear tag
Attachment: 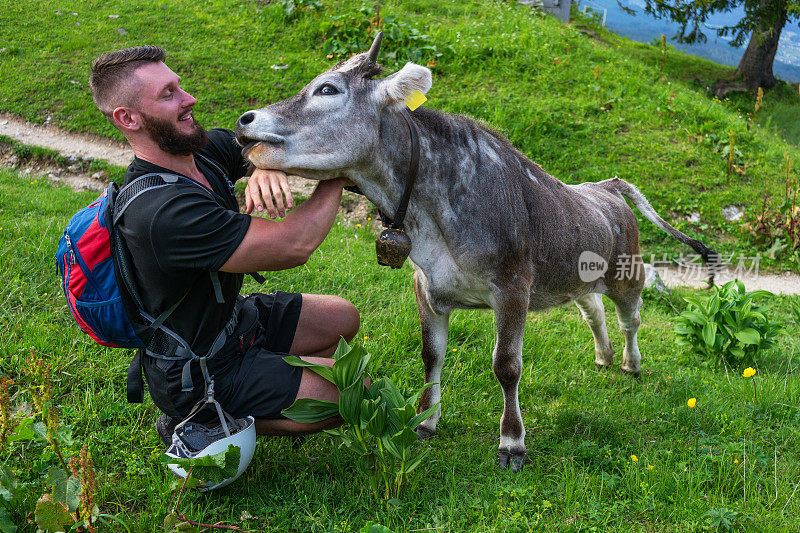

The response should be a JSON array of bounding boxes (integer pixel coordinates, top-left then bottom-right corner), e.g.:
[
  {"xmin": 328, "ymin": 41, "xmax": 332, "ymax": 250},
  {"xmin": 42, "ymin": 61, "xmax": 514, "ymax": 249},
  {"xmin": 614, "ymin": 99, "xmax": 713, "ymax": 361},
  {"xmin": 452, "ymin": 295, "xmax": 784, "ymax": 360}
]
[{"xmin": 404, "ymin": 90, "xmax": 427, "ymax": 111}]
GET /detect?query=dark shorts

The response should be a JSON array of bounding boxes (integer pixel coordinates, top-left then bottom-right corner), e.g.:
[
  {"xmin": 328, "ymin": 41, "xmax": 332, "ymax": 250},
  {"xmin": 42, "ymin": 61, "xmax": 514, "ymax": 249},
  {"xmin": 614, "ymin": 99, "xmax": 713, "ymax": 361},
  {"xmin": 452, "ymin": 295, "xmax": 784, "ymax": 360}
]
[{"xmin": 143, "ymin": 291, "xmax": 305, "ymax": 423}]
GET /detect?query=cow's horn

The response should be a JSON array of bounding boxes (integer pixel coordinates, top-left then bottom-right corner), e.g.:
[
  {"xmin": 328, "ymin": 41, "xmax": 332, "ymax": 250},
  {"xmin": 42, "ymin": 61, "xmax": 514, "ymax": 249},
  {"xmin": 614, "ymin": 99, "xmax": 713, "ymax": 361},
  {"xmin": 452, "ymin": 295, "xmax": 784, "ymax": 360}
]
[{"xmin": 367, "ymin": 31, "xmax": 383, "ymax": 63}]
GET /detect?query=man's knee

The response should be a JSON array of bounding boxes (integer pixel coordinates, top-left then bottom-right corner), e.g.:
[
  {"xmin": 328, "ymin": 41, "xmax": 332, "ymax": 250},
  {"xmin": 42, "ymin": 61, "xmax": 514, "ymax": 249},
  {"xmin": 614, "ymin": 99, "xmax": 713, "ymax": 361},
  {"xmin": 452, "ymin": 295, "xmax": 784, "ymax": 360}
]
[{"xmin": 338, "ymin": 299, "xmax": 360, "ymax": 341}]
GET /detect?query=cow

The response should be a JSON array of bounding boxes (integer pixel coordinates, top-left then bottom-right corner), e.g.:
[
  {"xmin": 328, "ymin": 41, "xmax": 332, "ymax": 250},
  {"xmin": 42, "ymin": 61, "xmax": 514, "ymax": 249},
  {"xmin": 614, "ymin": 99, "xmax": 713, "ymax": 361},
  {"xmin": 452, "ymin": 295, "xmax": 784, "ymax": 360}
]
[{"xmin": 234, "ymin": 34, "xmax": 716, "ymax": 472}]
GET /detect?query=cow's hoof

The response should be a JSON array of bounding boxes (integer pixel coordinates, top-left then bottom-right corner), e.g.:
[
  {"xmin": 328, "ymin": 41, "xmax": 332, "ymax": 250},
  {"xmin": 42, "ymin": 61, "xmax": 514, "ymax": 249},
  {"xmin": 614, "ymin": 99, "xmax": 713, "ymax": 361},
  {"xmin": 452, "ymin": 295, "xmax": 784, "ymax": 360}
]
[
  {"xmin": 415, "ymin": 426, "xmax": 436, "ymax": 440},
  {"xmin": 622, "ymin": 367, "xmax": 641, "ymax": 379},
  {"xmin": 498, "ymin": 449, "xmax": 526, "ymax": 473}
]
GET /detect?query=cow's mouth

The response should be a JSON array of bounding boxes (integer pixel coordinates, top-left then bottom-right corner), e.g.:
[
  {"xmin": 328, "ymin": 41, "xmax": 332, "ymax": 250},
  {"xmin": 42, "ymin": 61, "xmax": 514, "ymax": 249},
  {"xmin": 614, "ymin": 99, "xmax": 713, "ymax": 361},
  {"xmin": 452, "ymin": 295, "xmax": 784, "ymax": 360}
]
[
  {"xmin": 240, "ymin": 140, "xmax": 259, "ymax": 158},
  {"xmin": 237, "ymin": 133, "xmax": 285, "ymax": 158}
]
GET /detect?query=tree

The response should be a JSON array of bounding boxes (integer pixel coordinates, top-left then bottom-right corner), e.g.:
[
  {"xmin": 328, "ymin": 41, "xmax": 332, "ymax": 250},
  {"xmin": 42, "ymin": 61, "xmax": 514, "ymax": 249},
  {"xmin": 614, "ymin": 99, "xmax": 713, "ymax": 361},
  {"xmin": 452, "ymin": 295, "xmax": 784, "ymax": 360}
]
[{"xmin": 639, "ymin": 0, "xmax": 800, "ymax": 95}]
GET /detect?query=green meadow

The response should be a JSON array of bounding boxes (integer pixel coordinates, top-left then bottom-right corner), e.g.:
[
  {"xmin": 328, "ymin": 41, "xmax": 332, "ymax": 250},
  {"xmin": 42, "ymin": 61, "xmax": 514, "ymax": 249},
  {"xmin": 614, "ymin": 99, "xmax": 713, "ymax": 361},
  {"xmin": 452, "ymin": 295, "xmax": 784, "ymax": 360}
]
[{"xmin": 1, "ymin": 0, "xmax": 799, "ymax": 531}]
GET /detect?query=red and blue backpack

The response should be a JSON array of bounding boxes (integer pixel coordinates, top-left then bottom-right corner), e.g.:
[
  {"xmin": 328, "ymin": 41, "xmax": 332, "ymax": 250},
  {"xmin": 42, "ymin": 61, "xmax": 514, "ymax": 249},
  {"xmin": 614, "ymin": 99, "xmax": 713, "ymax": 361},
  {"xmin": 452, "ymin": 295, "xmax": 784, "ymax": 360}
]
[
  {"xmin": 56, "ymin": 183, "xmax": 141, "ymax": 348},
  {"xmin": 55, "ymin": 174, "xmax": 198, "ymax": 349}
]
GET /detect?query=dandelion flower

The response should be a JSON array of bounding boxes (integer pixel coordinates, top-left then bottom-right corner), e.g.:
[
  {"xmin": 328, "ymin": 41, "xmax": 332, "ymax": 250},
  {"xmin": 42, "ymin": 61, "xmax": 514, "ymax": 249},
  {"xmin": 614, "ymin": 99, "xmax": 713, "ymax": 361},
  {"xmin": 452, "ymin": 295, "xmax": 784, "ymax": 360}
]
[
  {"xmin": 630, "ymin": 455, "xmax": 638, "ymax": 462},
  {"xmin": 647, "ymin": 464, "xmax": 654, "ymax": 471},
  {"xmin": 743, "ymin": 367, "xmax": 756, "ymax": 378},
  {"xmin": 687, "ymin": 398, "xmax": 697, "ymax": 408}
]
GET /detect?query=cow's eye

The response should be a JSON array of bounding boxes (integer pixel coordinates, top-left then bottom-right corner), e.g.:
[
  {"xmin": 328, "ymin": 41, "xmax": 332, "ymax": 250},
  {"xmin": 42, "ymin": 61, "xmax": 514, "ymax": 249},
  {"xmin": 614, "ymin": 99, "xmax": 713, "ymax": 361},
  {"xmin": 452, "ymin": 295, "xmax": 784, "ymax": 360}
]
[{"xmin": 316, "ymin": 84, "xmax": 340, "ymax": 96}]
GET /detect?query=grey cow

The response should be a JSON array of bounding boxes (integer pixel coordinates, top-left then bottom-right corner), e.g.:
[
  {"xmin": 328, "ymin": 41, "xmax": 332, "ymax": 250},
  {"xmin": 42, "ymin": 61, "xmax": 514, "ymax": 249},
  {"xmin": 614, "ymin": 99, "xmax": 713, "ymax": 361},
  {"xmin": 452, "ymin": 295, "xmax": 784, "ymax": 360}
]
[{"xmin": 235, "ymin": 35, "xmax": 716, "ymax": 472}]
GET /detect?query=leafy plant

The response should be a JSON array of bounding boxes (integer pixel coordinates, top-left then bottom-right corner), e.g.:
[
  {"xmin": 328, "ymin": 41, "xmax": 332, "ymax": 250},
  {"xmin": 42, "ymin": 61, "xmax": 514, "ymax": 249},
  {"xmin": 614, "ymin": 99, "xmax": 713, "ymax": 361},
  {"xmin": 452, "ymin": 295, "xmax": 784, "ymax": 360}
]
[
  {"xmin": 161, "ymin": 446, "xmax": 246, "ymax": 533},
  {"xmin": 675, "ymin": 280, "xmax": 783, "ymax": 367},
  {"xmin": 276, "ymin": 0, "xmax": 323, "ymax": 20},
  {"xmin": 702, "ymin": 507, "xmax": 740, "ymax": 532},
  {"xmin": 0, "ymin": 354, "xmax": 131, "ymax": 533},
  {"xmin": 318, "ymin": 6, "xmax": 454, "ymax": 66},
  {"xmin": 741, "ymin": 154, "xmax": 800, "ymax": 256},
  {"xmin": 282, "ymin": 339, "xmax": 437, "ymax": 500}
]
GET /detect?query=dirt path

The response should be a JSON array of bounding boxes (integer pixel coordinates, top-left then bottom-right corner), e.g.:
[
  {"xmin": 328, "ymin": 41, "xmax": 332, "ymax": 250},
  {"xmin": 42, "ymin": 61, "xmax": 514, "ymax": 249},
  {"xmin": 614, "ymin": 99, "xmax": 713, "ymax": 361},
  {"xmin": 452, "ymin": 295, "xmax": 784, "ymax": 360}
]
[{"xmin": 1, "ymin": 111, "xmax": 798, "ymax": 295}]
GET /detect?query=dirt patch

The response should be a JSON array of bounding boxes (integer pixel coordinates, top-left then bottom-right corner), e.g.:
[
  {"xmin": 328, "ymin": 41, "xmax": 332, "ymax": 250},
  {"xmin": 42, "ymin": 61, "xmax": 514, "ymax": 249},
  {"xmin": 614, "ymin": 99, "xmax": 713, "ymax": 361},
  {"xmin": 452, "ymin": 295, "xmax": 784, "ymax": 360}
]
[
  {"xmin": 0, "ymin": 112, "xmax": 132, "ymax": 167},
  {"xmin": 0, "ymin": 143, "xmax": 106, "ymax": 192},
  {"xmin": 658, "ymin": 266, "xmax": 800, "ymax": 296}
]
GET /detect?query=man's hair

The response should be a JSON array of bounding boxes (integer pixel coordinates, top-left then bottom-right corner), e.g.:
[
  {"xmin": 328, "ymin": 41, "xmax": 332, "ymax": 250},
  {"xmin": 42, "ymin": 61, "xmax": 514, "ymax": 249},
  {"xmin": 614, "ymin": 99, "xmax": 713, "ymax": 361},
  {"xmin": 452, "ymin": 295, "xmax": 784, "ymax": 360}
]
[{"xmin": 89, "ymin": 45, "xmax": 166, "ymax": 119}]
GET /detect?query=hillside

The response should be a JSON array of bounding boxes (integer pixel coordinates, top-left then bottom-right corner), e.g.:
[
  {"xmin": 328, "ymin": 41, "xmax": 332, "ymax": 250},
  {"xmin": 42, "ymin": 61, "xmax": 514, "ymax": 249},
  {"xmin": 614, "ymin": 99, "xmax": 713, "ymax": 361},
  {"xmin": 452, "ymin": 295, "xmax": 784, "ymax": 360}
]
[{"xmin": 1, "ymin": 0, "xmax": 799, "ymax": 269}]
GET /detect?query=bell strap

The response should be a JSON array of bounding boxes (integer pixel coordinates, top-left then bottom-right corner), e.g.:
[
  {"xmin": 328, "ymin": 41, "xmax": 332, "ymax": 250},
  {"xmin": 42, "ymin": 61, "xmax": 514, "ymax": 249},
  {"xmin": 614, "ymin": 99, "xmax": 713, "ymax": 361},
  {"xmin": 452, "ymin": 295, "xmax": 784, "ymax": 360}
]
[{"xmin": 391, "ymin": 108, "xmax": 421, "ymax": 230}]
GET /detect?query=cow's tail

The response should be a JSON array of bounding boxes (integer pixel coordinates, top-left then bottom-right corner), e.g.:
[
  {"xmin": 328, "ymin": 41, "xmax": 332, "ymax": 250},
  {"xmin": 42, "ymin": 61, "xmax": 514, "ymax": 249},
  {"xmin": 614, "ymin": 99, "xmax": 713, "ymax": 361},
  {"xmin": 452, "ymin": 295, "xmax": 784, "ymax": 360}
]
[{"xmin": 602, "ymin": 176, "xmax": 720, "ymax": 286}]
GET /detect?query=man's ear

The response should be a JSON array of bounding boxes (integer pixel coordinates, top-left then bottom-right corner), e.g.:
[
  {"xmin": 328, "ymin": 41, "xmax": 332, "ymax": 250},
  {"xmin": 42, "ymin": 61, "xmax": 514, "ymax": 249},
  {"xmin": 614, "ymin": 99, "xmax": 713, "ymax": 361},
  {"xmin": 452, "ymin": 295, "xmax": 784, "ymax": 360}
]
[
  {"xmin": 374, "ymin": 63, "xmax": 432, "ymax": 108},
  {"xmin": 112, "ymin": 107, "xmax": 141, "ymax": 132}
]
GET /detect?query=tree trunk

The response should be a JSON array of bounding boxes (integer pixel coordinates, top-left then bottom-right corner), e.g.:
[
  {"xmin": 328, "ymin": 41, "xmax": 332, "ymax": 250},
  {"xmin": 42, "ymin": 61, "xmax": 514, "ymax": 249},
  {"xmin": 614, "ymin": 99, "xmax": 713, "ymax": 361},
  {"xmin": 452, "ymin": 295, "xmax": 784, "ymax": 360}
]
[{"xmin": 732, "ymin": 0, "xmax": 788, "ymax": 90}]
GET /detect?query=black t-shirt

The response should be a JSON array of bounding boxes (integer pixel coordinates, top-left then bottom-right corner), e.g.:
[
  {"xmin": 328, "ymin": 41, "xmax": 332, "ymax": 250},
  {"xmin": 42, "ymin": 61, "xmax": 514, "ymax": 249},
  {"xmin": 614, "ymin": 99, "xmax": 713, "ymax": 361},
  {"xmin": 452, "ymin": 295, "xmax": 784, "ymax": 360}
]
[{"xmin": 119, "ymin": 129, "xmax": 251, "ymax": 354}]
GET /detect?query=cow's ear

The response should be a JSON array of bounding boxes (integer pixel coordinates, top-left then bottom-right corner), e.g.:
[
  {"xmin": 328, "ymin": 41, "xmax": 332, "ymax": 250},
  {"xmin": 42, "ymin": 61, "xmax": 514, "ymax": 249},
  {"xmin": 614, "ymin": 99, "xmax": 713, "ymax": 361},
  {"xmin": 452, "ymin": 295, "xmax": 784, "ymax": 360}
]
[{"xmin": 375, "ymin": 63, "xmax": 432, "ymax": 108}]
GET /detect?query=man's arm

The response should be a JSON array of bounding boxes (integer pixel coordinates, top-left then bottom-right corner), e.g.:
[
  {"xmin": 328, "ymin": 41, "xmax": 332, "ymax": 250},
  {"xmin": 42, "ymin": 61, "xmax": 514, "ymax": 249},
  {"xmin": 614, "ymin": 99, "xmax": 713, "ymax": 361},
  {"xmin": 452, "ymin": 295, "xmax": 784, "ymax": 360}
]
[{"xmin": 220, "ymin": 178, "xmax": 347, "ymax": 273}]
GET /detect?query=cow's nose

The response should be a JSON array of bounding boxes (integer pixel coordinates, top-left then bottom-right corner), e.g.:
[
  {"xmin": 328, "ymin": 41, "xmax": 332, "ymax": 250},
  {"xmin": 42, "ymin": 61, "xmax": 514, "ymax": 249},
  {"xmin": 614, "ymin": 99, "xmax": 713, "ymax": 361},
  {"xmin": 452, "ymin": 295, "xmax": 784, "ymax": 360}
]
[{"xmin": 238, "ymin": 111, "xmax": 256, "ymax": 126}]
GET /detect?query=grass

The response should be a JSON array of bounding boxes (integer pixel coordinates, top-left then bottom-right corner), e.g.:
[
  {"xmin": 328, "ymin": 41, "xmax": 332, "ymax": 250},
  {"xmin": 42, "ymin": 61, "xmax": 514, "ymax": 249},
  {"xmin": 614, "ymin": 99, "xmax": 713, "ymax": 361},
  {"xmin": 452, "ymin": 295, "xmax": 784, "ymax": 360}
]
[
  {"xmin": 2, "ymin": 167, "xmax": 800, "ymax": 531},
  {"xmin": 1, "ymin": 0, "xmax": 799, "ymax": 265},
  {"xmin": 1, "ymin": 0, "xmax": 800, "ymax": 531}
]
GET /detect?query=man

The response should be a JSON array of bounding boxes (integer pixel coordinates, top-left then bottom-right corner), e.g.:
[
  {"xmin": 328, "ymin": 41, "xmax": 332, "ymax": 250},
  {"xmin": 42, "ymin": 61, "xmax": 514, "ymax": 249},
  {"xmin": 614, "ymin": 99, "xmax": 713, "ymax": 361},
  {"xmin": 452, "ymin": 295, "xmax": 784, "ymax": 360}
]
[{"xmin": 89, "ymin": 45, "xmax": 358, "ymax": 443}]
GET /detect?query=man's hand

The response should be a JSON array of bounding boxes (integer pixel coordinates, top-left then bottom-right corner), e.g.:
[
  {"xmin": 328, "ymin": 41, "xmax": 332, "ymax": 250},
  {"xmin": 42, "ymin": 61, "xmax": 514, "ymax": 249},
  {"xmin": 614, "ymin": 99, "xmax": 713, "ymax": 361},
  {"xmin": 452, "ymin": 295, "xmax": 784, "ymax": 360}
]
[{"xmin": 245, "ymin": 168, "xmax": 294, "ymax": 218}]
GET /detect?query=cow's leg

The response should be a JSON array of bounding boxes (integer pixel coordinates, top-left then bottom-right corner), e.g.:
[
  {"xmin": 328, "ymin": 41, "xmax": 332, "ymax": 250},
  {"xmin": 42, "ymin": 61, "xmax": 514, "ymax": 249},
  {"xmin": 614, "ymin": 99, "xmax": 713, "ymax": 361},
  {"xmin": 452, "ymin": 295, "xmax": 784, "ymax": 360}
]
[
  {"xmin": 414, "ymin": 273, "xmax": 450, "ymax": 439},
  {"xmin": 574, "ymin": 293, "xmax": 615, "ymax": 370},
  {"xmin": 611, "ymin": 291, "xmax": 643, "ymax": 378},
  {"xmin": 492, "ymin": 288, "xmax": 529, "ymax": 473}
]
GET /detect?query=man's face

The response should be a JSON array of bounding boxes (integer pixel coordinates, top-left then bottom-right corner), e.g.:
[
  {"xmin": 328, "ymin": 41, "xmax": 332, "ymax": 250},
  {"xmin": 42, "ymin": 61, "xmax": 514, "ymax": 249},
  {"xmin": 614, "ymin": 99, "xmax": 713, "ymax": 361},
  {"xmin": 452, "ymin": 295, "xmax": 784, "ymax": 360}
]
[{"xmin": 131, "ymin": 62, "xmax": 208, "ymax": 155}]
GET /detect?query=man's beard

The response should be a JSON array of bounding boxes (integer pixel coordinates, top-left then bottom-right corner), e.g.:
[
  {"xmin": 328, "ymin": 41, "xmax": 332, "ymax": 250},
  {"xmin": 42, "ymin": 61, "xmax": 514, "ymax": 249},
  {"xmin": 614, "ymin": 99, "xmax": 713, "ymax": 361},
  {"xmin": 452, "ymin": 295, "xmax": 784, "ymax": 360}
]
[{"xmin": 140, "ymin": 111, "xmax": 209, "ymax": 156}]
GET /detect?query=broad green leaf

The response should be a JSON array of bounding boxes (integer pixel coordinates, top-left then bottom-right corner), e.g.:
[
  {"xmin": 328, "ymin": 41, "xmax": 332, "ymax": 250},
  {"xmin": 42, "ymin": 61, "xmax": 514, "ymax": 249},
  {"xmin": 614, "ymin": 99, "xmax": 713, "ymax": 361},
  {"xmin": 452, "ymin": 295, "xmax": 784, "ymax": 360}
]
[
  {"xmin": 7, "ymin": 417, "xmax": 35, "ymax": 442},
  {"xmin": 161, "ymin": 444, "xmax": 241, "ymax": 485},
  {"xmin": 365, "ymin": 405, "xmax": 387, "ymax": 437},
  {"xmin": 360, "ymin": 398, "xmax": 378, "ymax": 426},
  {"xmin": 378, "ymin": 378, "xmax": 405, "ymax": 410},
  {"xmin": 332, "ymin": 345, "xmax": 369, "ymax": 389},
  {"xmin": 0, "ymin": 504, "xmax": 17, "ymax": 533},
  {"xmin": 408, "ymin": 402, "xmax": 439, "ymax": 430},
  {"xmin": 282, "ymin": 356, "xmax": 334, "ymax": 383},
  {"xmin": 735, "ymin": 328, "xmax": 761, "ymax": 345},
  {"xmin": 708, "ymin": 294, "xmax": 720, "ymax": 315},
  {"xmin": 35, "ymin": 494, "xmax": 74, "ymax": 533},
  {"xmin": 381, "ymin": 436, "xmax": 402, "ymax": 460},
  {"xmin": 332, "ymin": 337, "xmax": 351, "ymax": 360},
  {"xmin": 282, "ymin": 398, "xmax": 340, "ymax": 424},
  {"xmin": 729, "ymin": 347, "xmax": 745, "ymax": 359},
  {"xmin": 393, "ymin": 404, "xmax": 416, "ymax": 425},
  {"xmin": 0, "ymin": 467, "xmax": 17, "ymax": 502},
  {"xmin": 680, "ymin": 311, "xmax": 707, "ymax": 326},
  {"xmin": 391, "ymin": 427, "xmax": 418, "ymax": 449},
  {"xmin": 701, "ymin": 322, "xmax": 717, "ymax": 347},
  {"xmin": 65, "ymin": 476, "xmax": 81, "ymax": 513},
  {"xmin": 339, "ymin": 381, "xmax": 365, "ymax": 425},
  {"xmin": 32, "ymin": 422, "xmax": 48, "ymax": 440},
  {"xmin": 164, "ymin": 512, "xmax": 200, "ymax": 533}
]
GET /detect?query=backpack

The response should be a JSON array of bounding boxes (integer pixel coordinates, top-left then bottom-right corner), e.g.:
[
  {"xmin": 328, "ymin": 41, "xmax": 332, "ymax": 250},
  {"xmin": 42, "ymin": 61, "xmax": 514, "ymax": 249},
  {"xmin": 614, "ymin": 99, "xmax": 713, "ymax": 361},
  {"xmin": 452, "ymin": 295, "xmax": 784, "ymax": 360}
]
[{"xmin": 55, "ymin": 174, "xmax": 198, "ymax": 349}]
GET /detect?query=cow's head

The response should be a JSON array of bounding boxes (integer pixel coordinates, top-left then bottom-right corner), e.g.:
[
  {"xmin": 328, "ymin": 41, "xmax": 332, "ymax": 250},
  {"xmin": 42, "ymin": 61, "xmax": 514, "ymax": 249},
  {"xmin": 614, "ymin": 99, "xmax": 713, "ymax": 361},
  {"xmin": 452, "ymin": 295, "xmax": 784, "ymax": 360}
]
[{"xmin": 235, "ymin": 32, "xmax": 432, "ymax": 179}]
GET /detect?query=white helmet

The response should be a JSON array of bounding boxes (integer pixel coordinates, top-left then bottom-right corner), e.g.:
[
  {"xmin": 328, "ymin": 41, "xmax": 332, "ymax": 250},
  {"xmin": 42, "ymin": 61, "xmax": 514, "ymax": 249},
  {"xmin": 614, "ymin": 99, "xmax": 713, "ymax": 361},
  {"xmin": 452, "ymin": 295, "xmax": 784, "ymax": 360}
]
[{"xmin": 165, "ymin": 414, "xmax": 257, "ymax": 492}]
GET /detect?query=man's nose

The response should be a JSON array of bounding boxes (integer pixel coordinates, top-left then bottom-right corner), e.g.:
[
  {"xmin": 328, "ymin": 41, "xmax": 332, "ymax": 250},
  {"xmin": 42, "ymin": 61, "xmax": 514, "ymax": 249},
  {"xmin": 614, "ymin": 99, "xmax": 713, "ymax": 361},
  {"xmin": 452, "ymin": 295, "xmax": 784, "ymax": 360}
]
[{"xmin": 181, "ymin": 89, "xmax": 197, "ymax": 107}]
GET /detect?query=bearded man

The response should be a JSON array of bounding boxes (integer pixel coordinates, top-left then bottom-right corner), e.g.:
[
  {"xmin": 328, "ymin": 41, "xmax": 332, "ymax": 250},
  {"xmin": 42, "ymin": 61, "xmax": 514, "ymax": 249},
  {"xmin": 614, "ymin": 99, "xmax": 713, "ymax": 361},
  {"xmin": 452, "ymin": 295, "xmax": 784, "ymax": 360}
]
[{"xmin": 89, "ymin": 45, "xmax": 358, "ymax": 444}]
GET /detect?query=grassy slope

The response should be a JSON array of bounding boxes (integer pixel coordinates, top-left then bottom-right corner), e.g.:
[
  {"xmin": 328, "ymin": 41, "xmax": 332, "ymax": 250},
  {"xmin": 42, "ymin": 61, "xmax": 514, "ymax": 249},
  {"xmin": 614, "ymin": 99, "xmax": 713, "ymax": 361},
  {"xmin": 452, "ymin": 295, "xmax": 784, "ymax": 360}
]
[
  {"xmin": 1, "ymin": 0, "xmax": 800, "ymax": 264},
  {"xmin": 1, "ymin": 1, "xmax": 800, "ymax": 531}
]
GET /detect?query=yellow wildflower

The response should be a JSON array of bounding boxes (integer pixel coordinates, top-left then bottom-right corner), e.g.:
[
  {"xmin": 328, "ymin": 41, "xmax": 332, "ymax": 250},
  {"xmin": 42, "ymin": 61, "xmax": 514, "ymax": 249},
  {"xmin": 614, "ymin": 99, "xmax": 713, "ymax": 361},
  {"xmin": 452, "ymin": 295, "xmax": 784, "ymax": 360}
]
[
  {"xmin": 630, "ymin": 455, "xmax": 638, "ymax": 462},
  {"xmin": 647, "ymin": 464, "xmax": 654, "ymax": 470},
  {"xmin": 743, "ymin": 367, "xmax": 756, "ymax": 378},
  {"xmin": 687, "ymin": 398, "xmax": 697, "ymax": 408}
]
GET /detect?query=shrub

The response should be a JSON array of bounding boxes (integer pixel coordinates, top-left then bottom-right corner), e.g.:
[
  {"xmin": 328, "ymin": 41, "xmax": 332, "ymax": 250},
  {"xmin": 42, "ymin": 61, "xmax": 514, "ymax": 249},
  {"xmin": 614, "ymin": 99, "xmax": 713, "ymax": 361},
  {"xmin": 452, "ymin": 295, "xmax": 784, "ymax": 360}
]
[{"xmin": 674, "ymin": 280, "xmax": 783, "ymax": 367}]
